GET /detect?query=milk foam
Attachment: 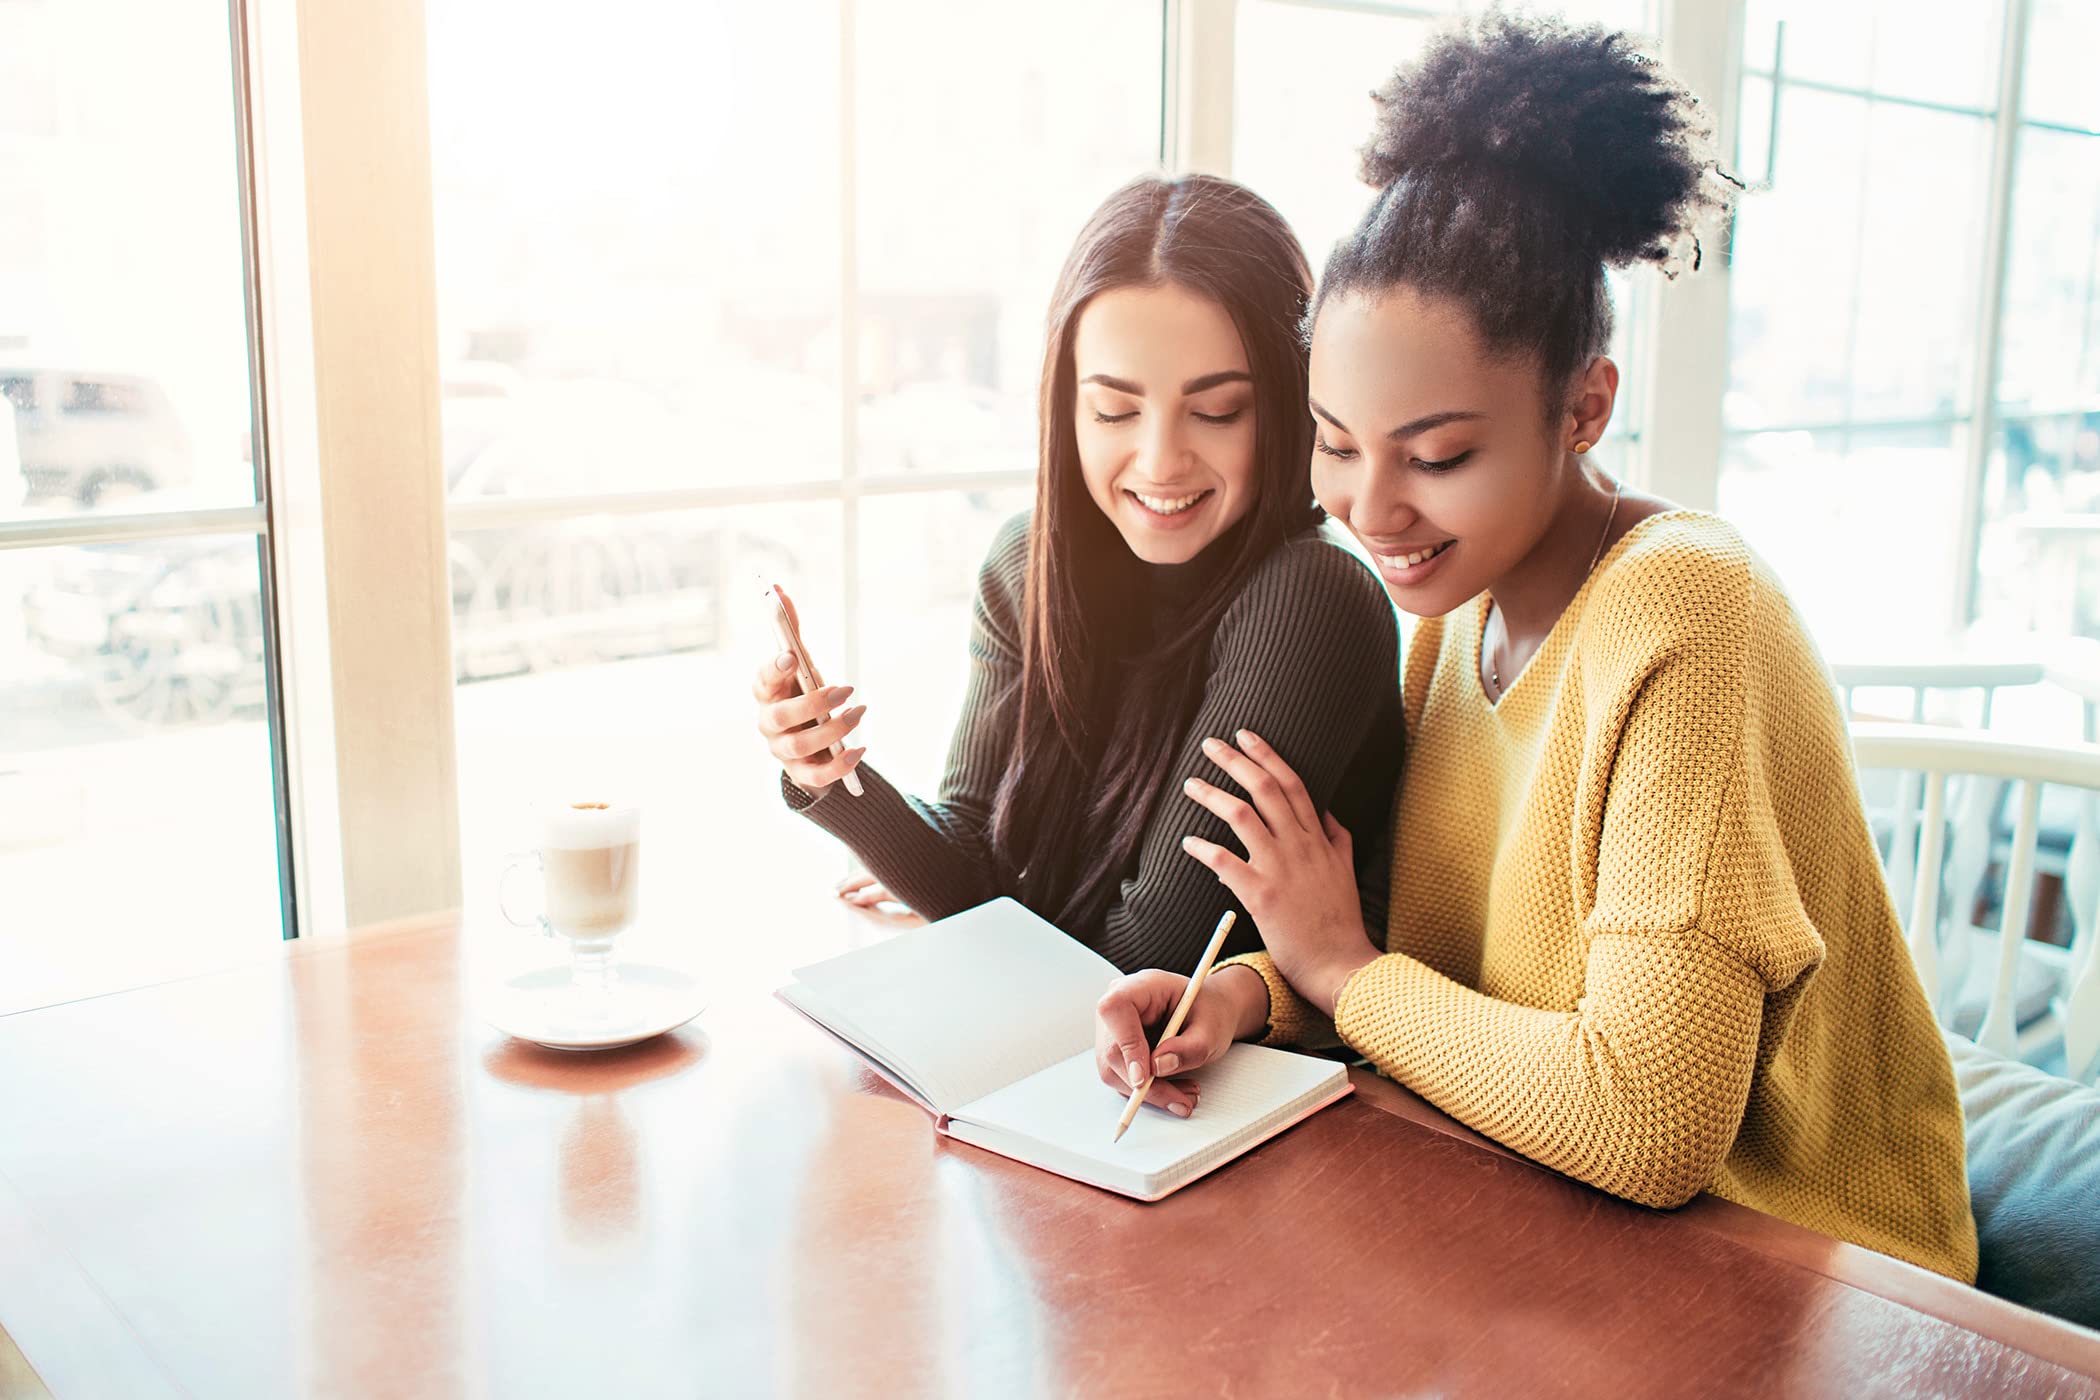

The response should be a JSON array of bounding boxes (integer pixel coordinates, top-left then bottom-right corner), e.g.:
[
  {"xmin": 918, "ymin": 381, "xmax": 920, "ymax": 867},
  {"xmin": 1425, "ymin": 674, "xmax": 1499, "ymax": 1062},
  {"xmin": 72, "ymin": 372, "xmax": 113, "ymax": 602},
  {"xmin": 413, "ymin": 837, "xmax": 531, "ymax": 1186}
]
[{"xmin": 542, "ymin": 801, "xmax": 641, "ymax": 850}]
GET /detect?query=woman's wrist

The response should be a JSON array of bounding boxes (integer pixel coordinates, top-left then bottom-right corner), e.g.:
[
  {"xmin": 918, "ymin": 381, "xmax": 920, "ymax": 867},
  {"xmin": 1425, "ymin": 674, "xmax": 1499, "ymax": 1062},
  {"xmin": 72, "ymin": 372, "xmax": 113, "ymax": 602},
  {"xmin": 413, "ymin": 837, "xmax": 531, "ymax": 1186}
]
[
  {"xmin": 1302, "ymin": 947, "xmax": 1381, "ymax": 1020},
  {"xmin": 1214, "ymin": 963, "xmax": 1272, "ymax": 1041}
]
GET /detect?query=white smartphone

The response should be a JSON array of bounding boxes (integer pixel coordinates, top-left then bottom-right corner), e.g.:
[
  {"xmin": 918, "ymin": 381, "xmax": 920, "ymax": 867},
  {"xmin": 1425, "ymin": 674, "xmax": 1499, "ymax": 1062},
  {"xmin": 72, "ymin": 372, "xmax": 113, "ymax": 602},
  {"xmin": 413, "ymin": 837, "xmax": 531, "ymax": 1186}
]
[{"xmin": 764, "ymin": 581, "xmax": 864, "ymax": 798}]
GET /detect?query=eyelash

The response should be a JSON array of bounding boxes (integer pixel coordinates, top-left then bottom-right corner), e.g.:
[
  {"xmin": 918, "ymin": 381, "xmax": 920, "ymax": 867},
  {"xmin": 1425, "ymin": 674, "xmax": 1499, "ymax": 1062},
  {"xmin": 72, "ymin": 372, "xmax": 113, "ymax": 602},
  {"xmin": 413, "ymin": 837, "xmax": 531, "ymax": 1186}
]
[
  {"xmin": 1314, "ymin": 435, "xmax": 1473, "ymax": 474},
  {"xmin": 1091, "ymin": 409, "xmax": 1245, "ymax": 426}
]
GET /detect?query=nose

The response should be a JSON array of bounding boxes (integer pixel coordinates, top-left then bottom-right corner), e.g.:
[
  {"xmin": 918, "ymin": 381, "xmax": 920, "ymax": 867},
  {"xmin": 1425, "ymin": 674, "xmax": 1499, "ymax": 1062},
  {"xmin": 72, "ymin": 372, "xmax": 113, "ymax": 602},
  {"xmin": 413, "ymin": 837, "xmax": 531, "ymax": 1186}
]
[
  {"xmin": 1342, "ymin": 460, "xmax": 1419, "ymax": 540},
  {"xmin": 1136, "ymin": 411, "xmax": 1194, "ymax": 482}
]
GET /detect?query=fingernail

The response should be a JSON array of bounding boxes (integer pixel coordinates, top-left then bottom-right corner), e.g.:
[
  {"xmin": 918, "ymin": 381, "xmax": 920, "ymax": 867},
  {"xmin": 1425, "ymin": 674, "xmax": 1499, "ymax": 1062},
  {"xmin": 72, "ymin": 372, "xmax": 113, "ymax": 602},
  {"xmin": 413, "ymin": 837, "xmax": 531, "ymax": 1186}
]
[
  {"xmin": 1181, "ymin": 835, "xmax": 1199, "ymax": 851},
  {"xmin": 827, "ymin": 684, "xmax": 855, "ymax": 703},
  {"xmin": 776, "ymin": 652, "xmax": 796, "ymax": 671},
  {"xmin": 1183, "ymin": 777, "xmax": 1200, "ymax": 792},
  {"xmin": 1169, "ymin": 1103, "xmax": 1191, "ymax": 1118},
  {"xmin": 1127, "ymin": 1060, "xmax": 1145, "ymax": 1088},
  {"xmin": 1238, "ymin": 729, "xmax": 1255, "ymax": 746},
  {"xmin": 1201, "ymin": 737, "xmax": 1223, "ymax": 754},
  {"xmin": 1154, "ymin": 1053, "xmax": 1179, "ymax": 1076}
]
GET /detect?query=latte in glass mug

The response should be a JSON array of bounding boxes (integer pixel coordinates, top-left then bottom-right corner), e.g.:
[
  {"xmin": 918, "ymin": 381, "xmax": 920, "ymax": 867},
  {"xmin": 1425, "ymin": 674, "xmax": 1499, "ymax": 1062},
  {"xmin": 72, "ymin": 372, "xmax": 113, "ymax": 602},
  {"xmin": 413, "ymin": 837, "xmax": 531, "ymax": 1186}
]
[{"xmin": 538, "ymin": 802, "xmax": 640, "ymax": 938}]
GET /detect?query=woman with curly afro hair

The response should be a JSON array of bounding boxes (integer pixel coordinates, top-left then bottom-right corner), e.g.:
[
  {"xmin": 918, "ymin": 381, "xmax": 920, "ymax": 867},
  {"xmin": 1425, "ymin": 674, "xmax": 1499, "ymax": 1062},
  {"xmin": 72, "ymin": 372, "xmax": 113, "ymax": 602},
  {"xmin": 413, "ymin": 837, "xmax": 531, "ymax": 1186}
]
[{"xmin": 1092, "ymin": 13, "xmax": 1977, "ymax": 1281}]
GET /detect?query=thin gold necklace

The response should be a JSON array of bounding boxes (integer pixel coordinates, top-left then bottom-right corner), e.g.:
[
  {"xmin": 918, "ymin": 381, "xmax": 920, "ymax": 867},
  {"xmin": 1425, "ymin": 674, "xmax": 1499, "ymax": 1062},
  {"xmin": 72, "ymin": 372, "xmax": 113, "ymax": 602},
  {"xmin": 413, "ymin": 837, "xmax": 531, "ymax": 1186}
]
[{"xmin": 1489, "ymin": 473, "xmax": 1623, "ymax": 693}]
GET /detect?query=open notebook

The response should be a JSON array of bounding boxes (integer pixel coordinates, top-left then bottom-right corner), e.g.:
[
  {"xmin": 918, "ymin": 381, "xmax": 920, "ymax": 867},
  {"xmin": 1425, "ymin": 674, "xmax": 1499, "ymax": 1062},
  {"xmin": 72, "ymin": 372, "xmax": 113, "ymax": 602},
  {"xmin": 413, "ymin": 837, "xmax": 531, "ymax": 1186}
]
[{"xmin": 777, "ymin": 897, "xmax": 1352, "ymax": 1201}]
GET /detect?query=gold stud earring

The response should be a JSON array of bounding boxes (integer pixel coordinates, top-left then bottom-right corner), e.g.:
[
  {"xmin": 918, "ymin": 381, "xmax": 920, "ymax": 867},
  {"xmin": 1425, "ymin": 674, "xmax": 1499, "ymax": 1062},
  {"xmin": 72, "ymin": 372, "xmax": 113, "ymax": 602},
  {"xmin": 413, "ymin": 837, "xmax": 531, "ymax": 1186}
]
[{"xmin": 1572, "ymin": 440, "xmax": 1592, "ymax": 455}]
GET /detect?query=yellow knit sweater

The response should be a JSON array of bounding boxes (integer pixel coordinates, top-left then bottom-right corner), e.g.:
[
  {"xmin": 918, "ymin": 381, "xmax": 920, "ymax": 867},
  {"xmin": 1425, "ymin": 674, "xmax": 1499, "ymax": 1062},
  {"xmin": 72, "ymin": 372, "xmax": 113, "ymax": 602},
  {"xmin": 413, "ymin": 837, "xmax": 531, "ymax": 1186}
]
[{"xmin": 1230, "ymin": 511, "xmax": 1978, "ymax": 1281}]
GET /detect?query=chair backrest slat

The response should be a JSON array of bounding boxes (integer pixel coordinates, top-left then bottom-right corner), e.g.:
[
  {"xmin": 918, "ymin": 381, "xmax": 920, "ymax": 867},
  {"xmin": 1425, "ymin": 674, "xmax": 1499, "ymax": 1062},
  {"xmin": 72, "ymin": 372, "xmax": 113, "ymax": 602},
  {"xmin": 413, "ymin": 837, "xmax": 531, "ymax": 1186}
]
[
  {"xmin": 1978, "ymin": 780, "xmax": 2043, "ymax": 1058},
  {"xmin": 1852, "ymin": 723, "xmax": 2100, "ymax": 1086},
  {"xmin": 1908, "ymin": 770, "xmax": 1948, "ymax": 998}
]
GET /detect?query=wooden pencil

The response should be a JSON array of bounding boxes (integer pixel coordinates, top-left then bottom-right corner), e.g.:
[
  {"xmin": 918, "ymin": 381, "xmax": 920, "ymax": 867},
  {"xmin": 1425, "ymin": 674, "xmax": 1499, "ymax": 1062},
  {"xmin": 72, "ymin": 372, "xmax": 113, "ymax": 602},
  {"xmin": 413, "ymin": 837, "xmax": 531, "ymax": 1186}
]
[{"xmin": 1113, "ymin": 909, "xmax": 1237, "ymax": 1143}]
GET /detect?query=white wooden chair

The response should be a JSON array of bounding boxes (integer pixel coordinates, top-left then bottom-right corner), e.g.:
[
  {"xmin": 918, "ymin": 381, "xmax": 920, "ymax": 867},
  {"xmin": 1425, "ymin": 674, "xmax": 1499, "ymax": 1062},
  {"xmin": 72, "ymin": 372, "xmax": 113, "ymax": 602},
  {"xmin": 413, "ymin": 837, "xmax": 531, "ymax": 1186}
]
[
  {"xmin": 1831, "ymin": 659, "xmax": 2045, "ymax": 919},
  {"xmin": 1851, "ymin": 723, "xmax": 2100, "ymax": 1085}
]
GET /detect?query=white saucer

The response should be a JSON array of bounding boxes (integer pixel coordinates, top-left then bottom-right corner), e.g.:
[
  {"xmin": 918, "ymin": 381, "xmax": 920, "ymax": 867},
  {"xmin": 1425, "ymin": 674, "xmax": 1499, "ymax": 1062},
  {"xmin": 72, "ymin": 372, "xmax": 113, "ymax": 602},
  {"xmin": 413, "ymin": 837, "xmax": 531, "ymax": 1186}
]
[{"xmin": 483, "ymin": 962, "xmax": 707, "ymax": 1052}]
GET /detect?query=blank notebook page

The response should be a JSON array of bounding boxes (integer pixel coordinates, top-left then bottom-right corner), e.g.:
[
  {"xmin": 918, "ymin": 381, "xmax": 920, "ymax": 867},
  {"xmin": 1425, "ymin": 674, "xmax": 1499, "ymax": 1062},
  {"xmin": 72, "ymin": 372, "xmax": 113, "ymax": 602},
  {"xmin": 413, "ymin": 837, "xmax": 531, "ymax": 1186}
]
[
  {"xmin": 787, "ymin": 898, "xmax": 1119, "ymax": 1113},
  {"xmin": 955, "ymin": 1043, "xmax": 1345, "ymax": 1184}
]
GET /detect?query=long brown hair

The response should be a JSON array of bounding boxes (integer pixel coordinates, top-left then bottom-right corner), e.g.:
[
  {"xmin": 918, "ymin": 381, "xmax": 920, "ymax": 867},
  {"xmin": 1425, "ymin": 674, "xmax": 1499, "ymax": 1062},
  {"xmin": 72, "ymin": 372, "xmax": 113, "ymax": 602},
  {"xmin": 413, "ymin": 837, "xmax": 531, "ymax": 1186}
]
[{"xmin": 990, "ymin": 174, "xmax": 1318, "ymax": 931}]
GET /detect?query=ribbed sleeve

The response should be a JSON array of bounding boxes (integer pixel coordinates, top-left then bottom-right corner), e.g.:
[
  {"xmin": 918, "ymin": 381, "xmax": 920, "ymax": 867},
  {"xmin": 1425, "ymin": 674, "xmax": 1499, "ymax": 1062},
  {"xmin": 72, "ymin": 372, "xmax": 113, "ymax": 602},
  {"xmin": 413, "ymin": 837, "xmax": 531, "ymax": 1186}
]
[
  {"xmin": 789, "ymin": 514, "xmax": 1026, "ymax": 920},
  {"xmin": 789, "ymin": 514, "xmax": 1405, "ymax": 976}
]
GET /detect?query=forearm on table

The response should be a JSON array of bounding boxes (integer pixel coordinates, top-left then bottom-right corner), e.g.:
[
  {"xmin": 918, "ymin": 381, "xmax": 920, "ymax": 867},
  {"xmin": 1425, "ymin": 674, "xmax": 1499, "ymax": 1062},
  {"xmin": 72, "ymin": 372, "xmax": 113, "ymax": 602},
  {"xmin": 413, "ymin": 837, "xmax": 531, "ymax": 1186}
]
[
  {"xmin": 1219, "ymin": 951, "xmax": 1343, "ymax": 1050},
  {"xmin": 785, "ymin": 764, "xmax": 1000, "ymax": 919},
  {"xmin": 1334, "ymin": 933, "xmax": 1765, "ymax": 1208}
]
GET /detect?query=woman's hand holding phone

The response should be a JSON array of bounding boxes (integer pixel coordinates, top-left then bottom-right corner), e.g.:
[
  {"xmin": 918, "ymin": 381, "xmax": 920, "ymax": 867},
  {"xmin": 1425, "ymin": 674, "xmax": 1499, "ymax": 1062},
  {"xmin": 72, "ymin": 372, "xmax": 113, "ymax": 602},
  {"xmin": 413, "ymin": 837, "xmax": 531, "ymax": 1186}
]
[
  {"xmin": 758, "ymin": 582, "xmax": 866, "ymax": 797},
  {"xmin": 753, "ymin": 651, "xmax": 868, "ymax": 794}
]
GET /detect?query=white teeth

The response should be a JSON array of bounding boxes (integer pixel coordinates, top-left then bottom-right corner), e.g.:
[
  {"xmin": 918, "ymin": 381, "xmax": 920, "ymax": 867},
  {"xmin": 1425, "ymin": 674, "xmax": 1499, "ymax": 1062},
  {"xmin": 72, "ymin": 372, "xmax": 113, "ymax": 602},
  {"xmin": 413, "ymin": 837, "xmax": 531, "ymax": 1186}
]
[
  {"xmin": 1134, "ymin": 491, "xmax": 1206, "ymax": 516},
  {"xmin": 1377, "ymin": 540, "xmax": 1451, "ymax": 569}
]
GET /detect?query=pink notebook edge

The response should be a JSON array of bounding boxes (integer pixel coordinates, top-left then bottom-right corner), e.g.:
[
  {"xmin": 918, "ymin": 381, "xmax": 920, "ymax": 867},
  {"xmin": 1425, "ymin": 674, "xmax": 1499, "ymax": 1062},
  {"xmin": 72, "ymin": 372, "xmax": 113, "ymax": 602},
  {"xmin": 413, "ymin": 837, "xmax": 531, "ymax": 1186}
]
[{"xmin": 939, "ymin": 1076, "xmax": 1356, "ymax": 1202}]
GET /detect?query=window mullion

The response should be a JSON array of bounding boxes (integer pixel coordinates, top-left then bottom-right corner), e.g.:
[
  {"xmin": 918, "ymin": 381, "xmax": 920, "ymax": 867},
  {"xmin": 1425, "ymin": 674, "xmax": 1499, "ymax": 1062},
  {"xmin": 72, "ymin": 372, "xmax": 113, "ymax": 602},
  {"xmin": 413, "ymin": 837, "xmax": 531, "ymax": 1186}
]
[
  {"xmin": 1163, "ymin": 0, "xmax": 1236, "ymax": 175},
  {"xmin": 287, "ymin": 0, "xmax": 462, "ymax": 928},
  {"xmin": 1636, "ymin": 0, "xmax": 1740, "ymax": 511},
  {"xmin": 839, "ymin": 0, "xmax": 862, "ymax": 682},
  {"xmin": 1950, "ymin": 0, "xmax": 2034, "ymax": 630}
]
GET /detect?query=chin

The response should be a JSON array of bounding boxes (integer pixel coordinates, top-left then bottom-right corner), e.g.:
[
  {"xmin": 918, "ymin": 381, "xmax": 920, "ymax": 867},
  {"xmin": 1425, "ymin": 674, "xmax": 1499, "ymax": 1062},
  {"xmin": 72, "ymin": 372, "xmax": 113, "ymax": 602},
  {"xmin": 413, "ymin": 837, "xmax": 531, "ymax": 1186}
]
[
  {"xmin": 1103, "ymin": 486, "xmax": 1237, "ymax": 564},
  {"xmin": 1116, "ymin": 527, "xmax": 1219, "ymax": 565},
  {"xmin": 1379, "ymin": 575, "xmax": 1477, "ymax": 619}
]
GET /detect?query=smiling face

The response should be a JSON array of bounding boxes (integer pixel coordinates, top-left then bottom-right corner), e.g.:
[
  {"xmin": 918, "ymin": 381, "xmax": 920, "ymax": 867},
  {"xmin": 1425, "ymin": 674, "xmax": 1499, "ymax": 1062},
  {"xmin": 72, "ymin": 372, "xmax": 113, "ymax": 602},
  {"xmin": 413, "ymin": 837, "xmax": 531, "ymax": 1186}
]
[
  {"xmin": 1070, "ymin": 283, "xmax": 1260, "ymax": 565},
  {"xmin": 1306, "ymin": 286, "xmax": 1576, "ymax": 616}
]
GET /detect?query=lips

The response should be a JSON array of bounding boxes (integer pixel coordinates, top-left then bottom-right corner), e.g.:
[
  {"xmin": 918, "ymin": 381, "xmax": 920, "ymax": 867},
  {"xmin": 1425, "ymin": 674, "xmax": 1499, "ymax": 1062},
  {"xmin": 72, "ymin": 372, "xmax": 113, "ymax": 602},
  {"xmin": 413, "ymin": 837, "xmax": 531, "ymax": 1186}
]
[
  {"xmin": 1367, "ymin": 538, "xmax": 1456, "ymax": 587},
  {"xmin": 1129, "ymin": 489, "xmax": 1211, "ymax": 517},
  {"xmin": 1125, "ymin": 488, "xmax": 1215, "ymax": 530},
  {"xmin": 1368, "ymin": 539, "xmax": 1454, "ymax": 568}
]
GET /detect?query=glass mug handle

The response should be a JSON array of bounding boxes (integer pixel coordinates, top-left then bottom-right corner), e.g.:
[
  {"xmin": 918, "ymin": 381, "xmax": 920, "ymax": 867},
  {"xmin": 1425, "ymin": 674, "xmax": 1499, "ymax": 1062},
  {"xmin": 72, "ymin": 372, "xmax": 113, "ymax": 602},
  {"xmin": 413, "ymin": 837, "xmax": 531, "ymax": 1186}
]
[{"xmin": 499, "ymin": 850, "xmax": 556, "ymax": 938}]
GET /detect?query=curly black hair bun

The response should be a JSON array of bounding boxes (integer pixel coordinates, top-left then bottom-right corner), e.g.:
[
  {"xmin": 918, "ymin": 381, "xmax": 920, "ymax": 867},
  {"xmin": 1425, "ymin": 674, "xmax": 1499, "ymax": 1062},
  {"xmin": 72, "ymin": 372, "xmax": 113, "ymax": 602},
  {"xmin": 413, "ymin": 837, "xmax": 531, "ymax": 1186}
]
[{"xmin": 1357, "ymin": 12, "xmax": 1726, "ymax": 270}]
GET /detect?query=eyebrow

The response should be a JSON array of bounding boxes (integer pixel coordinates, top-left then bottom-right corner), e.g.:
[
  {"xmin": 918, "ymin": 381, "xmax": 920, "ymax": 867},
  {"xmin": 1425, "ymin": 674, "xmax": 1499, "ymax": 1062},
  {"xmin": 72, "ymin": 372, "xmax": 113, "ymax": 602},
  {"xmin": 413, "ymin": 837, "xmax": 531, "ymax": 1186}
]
[
  {"xmin": 1081, "ymin": 370, "xmax": 1253, "ymax": 396},
  {"xmin": 1309, "ymin": 400, "xmax": 1488, "ymax": 439}
]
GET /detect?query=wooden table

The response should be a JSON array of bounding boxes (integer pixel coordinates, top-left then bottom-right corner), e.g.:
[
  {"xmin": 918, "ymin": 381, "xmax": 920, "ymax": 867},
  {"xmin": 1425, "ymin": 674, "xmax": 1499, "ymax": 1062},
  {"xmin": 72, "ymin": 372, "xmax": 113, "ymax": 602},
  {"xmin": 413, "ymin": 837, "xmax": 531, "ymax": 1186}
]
[{"xmin": 4, "ymin": 908, "xmax": 2098, "ymax": 1399}]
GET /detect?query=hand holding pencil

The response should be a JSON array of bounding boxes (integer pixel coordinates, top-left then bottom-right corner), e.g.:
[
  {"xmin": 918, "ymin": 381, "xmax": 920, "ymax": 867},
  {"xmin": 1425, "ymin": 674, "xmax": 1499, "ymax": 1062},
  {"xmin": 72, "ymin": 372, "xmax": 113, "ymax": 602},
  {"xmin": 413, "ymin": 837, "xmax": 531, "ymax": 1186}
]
[{"xmin": 1095, "ymin": 910, "xmax": 1270, "ymax": 1136}]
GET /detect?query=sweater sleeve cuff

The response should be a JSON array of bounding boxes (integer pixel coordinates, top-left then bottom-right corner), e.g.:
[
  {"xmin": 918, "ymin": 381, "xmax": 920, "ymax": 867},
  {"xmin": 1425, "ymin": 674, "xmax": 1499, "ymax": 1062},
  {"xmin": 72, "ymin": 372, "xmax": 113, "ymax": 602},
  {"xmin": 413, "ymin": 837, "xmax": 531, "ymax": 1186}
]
[
  {"xmin": 1219, "ymin": 951, "xmax": 1339, "ymax": 1049},
  {"xmin": 785, "ymin": 772, "xmax": 839, "ymax": 814},
  {"xmin": 779, "ymin": 769, "xmax": 823, "ymax": 813},
  {"xmin": 1332, "ymin": 951, "xmax": 1431, "ymax": 1055}
]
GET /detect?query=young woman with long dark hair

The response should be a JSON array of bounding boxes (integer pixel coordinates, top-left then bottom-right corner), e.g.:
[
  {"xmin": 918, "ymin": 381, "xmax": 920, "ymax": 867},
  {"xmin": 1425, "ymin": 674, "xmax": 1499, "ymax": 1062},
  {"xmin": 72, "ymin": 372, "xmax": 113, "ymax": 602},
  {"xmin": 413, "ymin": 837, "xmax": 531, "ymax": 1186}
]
[
  {"xmin": 1091, "ymin": 18, "xmax": 1977, "ymax": 1278},
  {"xmin": 753, "ymin": 174, "xmax": 1403, "ymax": 987}
]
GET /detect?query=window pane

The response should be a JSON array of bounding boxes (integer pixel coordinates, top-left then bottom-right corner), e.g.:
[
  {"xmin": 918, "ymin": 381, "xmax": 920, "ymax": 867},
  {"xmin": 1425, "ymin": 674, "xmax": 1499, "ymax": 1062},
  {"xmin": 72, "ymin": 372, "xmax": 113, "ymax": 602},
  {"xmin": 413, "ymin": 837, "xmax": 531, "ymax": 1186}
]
[
  {"xmin": 1, "ymin": 535, "xmax": 281, "ymax": 1012},
  {"xmin": 0, "ymin": 2, "xmax": 257, "ymax": 520},
  {"xmin": 1744, "ymin": 0, "xmax": 2002, "ymax": 110},
  {"xmin": 1232, "ymin": 0, "xmax": 1653, "ymax": 468},
  {"xmin": 1719, "ymin": 424, "xmax": 1967, "ymax": 655},
  {"xmin": 1972, "ymin": 413, "xmax": 2100, "ymax": 635},
  {"xmin": 2022, "ymin": 0, "xmax": 2100, "ymax": 130},
  {"xmin": 1726, "ymin": 92, "xmax": 1990, "ymax": 428},
  {"xmin": 425, "ymin": 2, "xmax": 844, "ymax": 493},
  {"xmin": 1233, "ymin": 2, "xmax": 1434, "ymax": 271},
  {"xmin": 855, "ymin": 3, "xmax": 1160, "ymax": 479},
  {"xmin": 1996, "ymin": 127, "xmax": 2100, "ymax": 416},
  {"xmin": 450, "ymin": 504, "xmax": 846, "ymax": 984},
  {"xmin": 853, "ymin": 489, "xmax": 1035, "ymax": 796}
]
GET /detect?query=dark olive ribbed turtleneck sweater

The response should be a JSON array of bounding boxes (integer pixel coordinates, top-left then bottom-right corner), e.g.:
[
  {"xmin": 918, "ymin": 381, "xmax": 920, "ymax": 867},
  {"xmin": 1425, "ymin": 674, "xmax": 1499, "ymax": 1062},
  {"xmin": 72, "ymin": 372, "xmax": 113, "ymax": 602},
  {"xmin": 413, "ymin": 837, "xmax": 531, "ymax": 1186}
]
[{"xmin": 784, "ymin": 512, "xmax": 1405, "ymax": 974}]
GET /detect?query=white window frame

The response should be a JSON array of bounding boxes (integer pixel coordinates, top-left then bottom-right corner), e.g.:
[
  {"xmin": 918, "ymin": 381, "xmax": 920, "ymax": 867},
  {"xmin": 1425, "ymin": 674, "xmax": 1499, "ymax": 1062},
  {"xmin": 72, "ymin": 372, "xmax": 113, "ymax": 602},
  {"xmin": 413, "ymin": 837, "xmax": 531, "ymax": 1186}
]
[
  {"xmin": 1718, "ymin": 0, "xmax": 2046, "ymax": 635},
  {"xmin": 100, "ymin": 0, "xmax": 2055, "ymax": 930},
  {"xmin": 1177, "ymin": 0, "xmax": 1743, "ymax": 507},
  {"xmin": 0, "ymin": 1, "xmax": 304, "ymax": 938}
]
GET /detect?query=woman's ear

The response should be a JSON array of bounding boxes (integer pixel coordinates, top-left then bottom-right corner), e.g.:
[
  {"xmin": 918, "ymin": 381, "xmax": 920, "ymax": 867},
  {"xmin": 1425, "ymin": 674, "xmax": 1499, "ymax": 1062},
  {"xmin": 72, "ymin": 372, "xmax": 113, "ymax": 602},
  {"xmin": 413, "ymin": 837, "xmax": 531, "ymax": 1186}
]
[{"xmin": 1566, "ymin": 356, "xmax": 1620, "ymax": 454}]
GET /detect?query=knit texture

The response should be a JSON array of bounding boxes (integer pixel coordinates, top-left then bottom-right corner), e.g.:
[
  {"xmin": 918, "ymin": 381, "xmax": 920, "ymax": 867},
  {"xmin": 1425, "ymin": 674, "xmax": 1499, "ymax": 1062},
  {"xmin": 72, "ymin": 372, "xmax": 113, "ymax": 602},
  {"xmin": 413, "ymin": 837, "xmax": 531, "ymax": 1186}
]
[
  {"xmin": 1230, "ymin": 511, "xmax": 1977, "ymax": 1281},
  {"xmin": 788, "ymin": 512, "xmax": 1406, "ymax": 974}
]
